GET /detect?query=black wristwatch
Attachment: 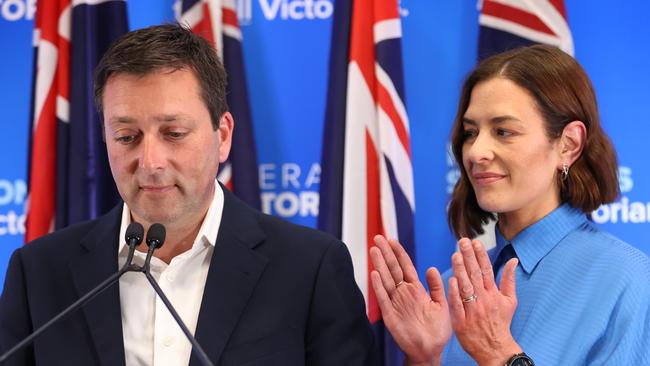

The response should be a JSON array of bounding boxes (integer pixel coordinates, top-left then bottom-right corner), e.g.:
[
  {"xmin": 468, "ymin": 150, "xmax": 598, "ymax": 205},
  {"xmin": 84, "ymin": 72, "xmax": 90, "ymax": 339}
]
[{"xmin": 505, "ymin": 353, "xmax": 535, "ymax": 366}]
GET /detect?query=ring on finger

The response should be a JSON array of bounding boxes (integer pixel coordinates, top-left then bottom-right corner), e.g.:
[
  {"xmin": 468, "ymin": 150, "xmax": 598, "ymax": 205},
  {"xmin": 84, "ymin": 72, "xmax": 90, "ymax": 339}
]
[
  {"xmin": 395, "ymin": 280, "xmax": 405, "ymax": 288},
  {"xmin": 462, "ymin": 294, "xmax": 478, "ymax": 303}
]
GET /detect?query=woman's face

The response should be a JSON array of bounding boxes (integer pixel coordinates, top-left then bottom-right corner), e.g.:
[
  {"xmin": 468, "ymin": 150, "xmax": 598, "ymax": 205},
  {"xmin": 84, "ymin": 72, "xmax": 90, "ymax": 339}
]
[{"xmin": 461, "ymin": 77, "xmax": 562, "ymax": 225}]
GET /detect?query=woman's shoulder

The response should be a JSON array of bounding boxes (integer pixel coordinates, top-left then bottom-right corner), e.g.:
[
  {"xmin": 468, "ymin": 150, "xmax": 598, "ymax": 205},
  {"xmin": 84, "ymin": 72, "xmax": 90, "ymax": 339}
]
[
  {"xmin": 562, "ymin": 221, "xmax": 650, "ymax": 283},
  {"xmin": 570, "ymin": 220, "xmax": 647, "ymax": 258}
]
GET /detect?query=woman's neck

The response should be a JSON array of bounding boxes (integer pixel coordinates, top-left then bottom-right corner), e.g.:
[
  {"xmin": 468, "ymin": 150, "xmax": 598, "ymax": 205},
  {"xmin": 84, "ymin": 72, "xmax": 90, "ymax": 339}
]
[{"xmin": 497, "ymin": 202, "xmax": 561, "ymax": 241}]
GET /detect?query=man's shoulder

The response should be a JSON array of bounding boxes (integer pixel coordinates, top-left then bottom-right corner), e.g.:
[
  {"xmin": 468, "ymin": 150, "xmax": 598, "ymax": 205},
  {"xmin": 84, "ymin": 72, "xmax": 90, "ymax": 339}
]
[
  {"xmin": 256, "ymin": 211, "xmax": 337, "ymax": 245},
  {"xmin": 223, "ymin": 190, "xmax": 340, "ymax": 253},
  {"xmin": 19, "ymin": 205, "xmax": 121, "ymax": 262},
  {"xmin": 246, "ymin": 209, "xmax": 348, "ymax": 267}
]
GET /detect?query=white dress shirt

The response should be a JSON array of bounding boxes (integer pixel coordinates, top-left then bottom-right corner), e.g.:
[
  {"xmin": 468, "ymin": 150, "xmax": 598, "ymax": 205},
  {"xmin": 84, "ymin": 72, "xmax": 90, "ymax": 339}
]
[{"xmin": 117, "ymin": 181, "xmax": 224, "ymax": 366}]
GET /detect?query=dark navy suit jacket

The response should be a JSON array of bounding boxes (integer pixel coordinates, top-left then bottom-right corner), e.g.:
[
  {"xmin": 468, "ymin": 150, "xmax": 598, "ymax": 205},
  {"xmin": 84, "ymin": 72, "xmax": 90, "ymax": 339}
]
[{"xmin": 0, "ymin": 188, "xmax": 376, "ymax": 365}]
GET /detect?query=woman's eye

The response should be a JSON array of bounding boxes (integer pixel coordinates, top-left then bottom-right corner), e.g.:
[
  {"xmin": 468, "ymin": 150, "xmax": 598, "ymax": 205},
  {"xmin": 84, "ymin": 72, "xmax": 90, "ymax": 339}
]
[
  {"xmin": 463, "ymin": 129, "xmax": 478, "ymax": 139},
  {"xmin": 496, "ymin": 129, "xmax": 513, "ymax": 137}
]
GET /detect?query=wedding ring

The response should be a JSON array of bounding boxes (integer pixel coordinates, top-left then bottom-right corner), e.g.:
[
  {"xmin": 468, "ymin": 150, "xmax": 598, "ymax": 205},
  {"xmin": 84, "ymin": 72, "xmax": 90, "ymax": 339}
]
[{"xmin": 462, "ymin": 294, "xmax": 478, "ymax": 303}]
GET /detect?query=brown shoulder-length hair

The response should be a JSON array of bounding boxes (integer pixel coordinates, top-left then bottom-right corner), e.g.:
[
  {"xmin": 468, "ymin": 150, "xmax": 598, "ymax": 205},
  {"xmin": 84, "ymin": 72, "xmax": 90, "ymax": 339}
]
[{"xmin": 448, "ymin": 45, "xmax": 619, "ymax": 238}]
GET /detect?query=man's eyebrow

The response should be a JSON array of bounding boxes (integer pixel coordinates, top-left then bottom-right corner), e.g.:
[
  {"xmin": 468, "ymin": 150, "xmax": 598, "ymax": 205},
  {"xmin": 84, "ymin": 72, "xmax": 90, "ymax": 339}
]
[
  {"xmin": 107, "ymin": 116, "xmax": 136, "ymax": 125},
  {"xmin": 107, "ymin": 114, "xmax": 191, "ymax": 125},
  {"xmin": 153, "ymin": 114, "xmax": 198, "ymax": 123},
  {"xmin": 154, "ymin": 114, "xmax": 180, "ymax": 122}
]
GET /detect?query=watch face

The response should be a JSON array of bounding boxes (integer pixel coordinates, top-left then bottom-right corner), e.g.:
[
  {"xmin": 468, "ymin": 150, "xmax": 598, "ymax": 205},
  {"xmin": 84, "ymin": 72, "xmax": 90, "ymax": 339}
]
[{"xmin": 510, "ymin": 355, "xmax": 535, "ymax": 366}]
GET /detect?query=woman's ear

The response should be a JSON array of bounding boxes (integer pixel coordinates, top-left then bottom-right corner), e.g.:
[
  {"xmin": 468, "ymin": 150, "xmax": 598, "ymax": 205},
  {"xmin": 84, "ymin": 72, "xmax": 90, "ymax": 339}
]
[{"xmin": 559, "ymin": 120, "xmax": 587, "ymax": 167}]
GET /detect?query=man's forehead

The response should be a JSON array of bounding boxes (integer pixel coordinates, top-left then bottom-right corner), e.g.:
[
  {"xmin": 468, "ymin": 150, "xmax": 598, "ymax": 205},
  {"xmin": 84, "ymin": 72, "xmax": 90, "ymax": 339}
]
[
  {"xmin": 105, "ymin": 66, "xmax": 192, "ymax": 83},
  {"xmin": 106, "ymin": 114, "xmax": 193, "ymax": 126}
]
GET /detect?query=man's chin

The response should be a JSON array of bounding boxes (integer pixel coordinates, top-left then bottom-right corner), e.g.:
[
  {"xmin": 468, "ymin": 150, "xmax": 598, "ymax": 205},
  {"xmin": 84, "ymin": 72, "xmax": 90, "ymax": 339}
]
[{"xmin": 129, "ymin": 205, "xmax": 178, "ymax": 226}]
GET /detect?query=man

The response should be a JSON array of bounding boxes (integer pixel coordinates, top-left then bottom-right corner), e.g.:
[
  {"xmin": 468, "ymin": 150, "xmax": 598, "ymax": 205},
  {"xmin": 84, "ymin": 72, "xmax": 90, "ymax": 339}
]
[{"xmin": 0, "ymin": 24, "xmax": 376, "ymax": 366}]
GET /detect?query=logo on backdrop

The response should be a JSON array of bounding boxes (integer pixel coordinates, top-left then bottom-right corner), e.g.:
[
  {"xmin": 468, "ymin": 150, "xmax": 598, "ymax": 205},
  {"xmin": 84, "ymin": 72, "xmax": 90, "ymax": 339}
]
[
  {"xmin": 0, "ymin": 0, "xmax": 35, "ymax": 21},
  {"xmin": 237, "ymin": 0, "xmax": 333, "ymax": 24},
  {"xmin": 446, "ymin": 142, "xmax": 460, "ymax": 194},
  {"xmin": 259, "ymin": 162, "xmax": 320, "ymax": 219},
  {"xmin": 0, "ymin": 179, "xmax": 26, "ymax": 236},
  {"xmin": 591, "ymin": 166, "xmax": 649, "ymax": 224}
]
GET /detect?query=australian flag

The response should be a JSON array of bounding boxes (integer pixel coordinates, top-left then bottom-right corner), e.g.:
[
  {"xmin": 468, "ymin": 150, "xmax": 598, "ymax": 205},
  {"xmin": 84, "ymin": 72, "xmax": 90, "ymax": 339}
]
[
  {"xmin": 26, "ymin": 0, "xmax": 127, "ymax": 242},
  {"xmin": 176, "ymin": 0, "xmax": 261, "ymax": 210},
  {"xmin": 478, "ymin": 0, "xmax": 573, "ymax": 60},
  {"xmin": 318, "ymin": 0, "xmax": 415, "ymax": 365}
]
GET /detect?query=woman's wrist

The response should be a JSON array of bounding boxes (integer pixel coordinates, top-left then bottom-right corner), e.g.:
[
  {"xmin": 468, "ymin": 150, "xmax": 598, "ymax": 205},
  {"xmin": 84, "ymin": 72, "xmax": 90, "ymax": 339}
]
[
  {"xmin": 402, "ymin": 343, "xmax": 446, "ymax": 366},
  {"xmin": 404, "ymin": 354, "xmax": 442, "ymax": 366},
  {"xmin": 476, "ymin": 338, "xmax": 523, "ymax": 366}
]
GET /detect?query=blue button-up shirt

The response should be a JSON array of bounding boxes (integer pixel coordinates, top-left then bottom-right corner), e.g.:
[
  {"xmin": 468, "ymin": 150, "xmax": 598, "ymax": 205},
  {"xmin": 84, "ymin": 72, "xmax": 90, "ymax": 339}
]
[{"xmin": 442, "ymin": 204, "xmax": 650, "ymax": 365}]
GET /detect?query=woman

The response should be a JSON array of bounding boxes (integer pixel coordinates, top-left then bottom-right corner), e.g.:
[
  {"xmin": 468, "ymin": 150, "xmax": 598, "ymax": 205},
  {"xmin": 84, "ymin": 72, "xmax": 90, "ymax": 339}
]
[{"xmin": 370, "ymin": 45, "xmax": 650, "ymax": 365}]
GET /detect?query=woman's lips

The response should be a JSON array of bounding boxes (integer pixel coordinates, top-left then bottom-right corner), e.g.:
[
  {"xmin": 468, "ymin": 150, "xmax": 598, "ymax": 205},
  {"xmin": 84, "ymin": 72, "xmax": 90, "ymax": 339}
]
[{"xmin": 472, "ymin": 172, "xmax": 506, "ymax": 186}]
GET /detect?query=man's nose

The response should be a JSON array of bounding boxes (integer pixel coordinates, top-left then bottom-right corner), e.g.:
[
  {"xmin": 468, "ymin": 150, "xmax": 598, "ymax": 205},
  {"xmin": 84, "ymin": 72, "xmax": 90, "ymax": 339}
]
[{"xmin": 139, "ymin": 135, "xmax": 167, "ymax": 171}]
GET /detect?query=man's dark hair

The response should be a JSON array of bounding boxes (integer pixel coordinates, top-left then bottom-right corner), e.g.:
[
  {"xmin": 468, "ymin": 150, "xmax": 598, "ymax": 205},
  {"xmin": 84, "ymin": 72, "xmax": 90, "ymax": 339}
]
[{"xmin": 94, "ymin": 23, "xmax": 228, "ymax": 130}]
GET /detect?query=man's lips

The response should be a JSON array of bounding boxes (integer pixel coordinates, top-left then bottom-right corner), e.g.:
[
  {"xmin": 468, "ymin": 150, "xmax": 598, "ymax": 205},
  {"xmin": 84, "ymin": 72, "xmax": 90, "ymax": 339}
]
[
  {"xmin": 472, "ymin": 172, "xmax": 506, "ymax": 185},
  {"xmin": 139, "ymin": 185, "xmax": 175, "ymax": 193}
]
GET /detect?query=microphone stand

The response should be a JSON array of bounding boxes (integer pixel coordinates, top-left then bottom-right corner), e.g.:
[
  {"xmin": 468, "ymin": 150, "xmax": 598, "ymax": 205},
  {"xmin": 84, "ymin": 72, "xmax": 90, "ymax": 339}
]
[
  {"xmin": 1, "ymin": 223, "xmax": 215, "ymax": 366},
  {"xmin": 0, "ymin": 240, "xmax": 141, "ymax": 364},
  {"xmin": 140, "ymin": 242, "xmax": 214, "ymax": 366}
]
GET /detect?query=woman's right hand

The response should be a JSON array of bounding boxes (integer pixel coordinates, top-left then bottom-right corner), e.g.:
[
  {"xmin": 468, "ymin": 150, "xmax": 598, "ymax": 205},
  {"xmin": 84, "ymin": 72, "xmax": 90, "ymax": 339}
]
[
  {"xmin": 370, "ymin": 235, "xmax": 452, "ymax": 366},
  {"xmin": 448, "ymin": 238, "xmax": 521, "ymax": 366}
]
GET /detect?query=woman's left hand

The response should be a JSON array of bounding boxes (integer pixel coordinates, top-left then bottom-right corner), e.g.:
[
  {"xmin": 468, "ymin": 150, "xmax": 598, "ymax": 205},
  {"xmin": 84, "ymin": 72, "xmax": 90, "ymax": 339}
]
[
  {"xmin": 448, "ymin": 238, "xmax": 522, "ymax": 366},
  {"xmin": 370, "ymin": 235, "xmax": 452, "ymax": 366}
]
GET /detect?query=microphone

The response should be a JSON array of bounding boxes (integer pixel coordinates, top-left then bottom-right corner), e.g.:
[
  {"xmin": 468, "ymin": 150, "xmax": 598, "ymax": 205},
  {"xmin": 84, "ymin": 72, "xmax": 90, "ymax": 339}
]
[
  {"xmin": 142, "ymin": 222, "xmax": 165, "ymax": 273},
  {"xmin": 140, "ymin": 223, "xmax": 214, "ymax": 366},
  {"xmin": 124, "ymin": 221, "xmax": 144, "ymax": 271},
  {"xmin": 0, "ymin": 222, "xmax": 145, "ymax": 364}
]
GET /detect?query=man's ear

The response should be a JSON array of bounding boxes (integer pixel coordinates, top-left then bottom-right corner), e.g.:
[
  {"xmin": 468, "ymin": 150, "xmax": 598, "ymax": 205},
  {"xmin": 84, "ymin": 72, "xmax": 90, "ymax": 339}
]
[
  {"xmin": 559, "ymin": 120, "xmax": 586, "ymax": 167},
  {"xmin": 217, "ymin": 112, "xmax": 234, "ymax": 163}
]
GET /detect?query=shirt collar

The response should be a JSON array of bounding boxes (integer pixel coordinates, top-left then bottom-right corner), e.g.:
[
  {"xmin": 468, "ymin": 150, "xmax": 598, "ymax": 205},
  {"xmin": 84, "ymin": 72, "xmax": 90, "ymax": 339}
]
[
  {"xmin": 494, "ymin": 203, "xmax": 588, "ymax": 274},
  {"xmin": 118, "ymin": 180, "xmax": 224, "ymax": 255}
]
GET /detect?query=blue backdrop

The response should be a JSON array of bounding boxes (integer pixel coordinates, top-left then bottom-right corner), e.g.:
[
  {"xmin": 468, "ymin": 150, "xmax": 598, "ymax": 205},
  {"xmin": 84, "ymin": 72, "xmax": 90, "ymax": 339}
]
[{"xmin": 1, "ymin": 0, "xmax": 649, "ymax": 285}]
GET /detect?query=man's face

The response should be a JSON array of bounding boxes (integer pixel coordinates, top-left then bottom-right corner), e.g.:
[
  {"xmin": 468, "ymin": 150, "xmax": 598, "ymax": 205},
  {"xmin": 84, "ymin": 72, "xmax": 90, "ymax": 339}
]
[{"xmin": 102, "ymin": 68, "xmax": 232, "ymax": 228}]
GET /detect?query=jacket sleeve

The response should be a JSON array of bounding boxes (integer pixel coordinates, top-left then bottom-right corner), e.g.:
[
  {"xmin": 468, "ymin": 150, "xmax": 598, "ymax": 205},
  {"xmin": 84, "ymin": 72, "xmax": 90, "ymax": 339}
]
[
  {"xmin": 0, "ymin": 249, "xmax": 36, "ymax": 366},
  {"xmin": 305, "ymin": 239, "xmax": 378, "ymax": 366}
]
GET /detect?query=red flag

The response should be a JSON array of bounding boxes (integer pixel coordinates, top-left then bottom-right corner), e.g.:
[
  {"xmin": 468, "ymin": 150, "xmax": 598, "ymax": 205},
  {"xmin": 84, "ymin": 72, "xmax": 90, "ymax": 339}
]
[
  {"xmin": 26, "ymin": 1, "xmax": 127, "ymax": 242},
  {"xmin": 319, "ymin": 0, "xmax": 415, "ymax": 364},
  {"xmin": 478, "ymin": 0, "xmax": 573, "ymax": 59},
  {"xmin": 177, "ymin": 0, "xmax": 261, "ymax": 209},
  {"xmin": 26, "ymin": 0, "xmax": 70, "ymax": 242}
]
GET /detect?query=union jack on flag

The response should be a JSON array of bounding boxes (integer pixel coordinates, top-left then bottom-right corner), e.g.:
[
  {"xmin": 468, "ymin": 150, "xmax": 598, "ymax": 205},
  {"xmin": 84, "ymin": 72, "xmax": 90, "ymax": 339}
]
[
  {"xmin": 478, "ymin": 0, "xmax": 573, "ymax": 59},
  {"xmin": 319, "ymin": 0, "xmax": 414, "ymax": 364},
  {"xmin": 26, "ymin": 0, "xmax": 127, "ymax": 242},
  {"xmin": 176, "ymin": 0, "xmax": 261, "ymax": 210}
]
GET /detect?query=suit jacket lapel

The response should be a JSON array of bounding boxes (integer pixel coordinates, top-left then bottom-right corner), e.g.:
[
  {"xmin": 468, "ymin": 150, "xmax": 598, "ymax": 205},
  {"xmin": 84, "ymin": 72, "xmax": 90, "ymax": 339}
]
[
  {"xmin": 69, "ymin": 205, "xmax": 126, "ymax": 366},
  {"xmin": 190, "ymin": 189, "xmax": 267, "ymax": 366}
]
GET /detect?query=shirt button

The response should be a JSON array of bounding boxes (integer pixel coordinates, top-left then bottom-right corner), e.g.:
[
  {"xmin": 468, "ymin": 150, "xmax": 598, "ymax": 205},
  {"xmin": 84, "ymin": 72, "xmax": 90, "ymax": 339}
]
[
  {"xmin": 166, "ymin": 273, "xmax": 175, "ymax": 282},
  {"xmin": 163, "ymin": 336, "xmax": 174, "ymax": 347}
]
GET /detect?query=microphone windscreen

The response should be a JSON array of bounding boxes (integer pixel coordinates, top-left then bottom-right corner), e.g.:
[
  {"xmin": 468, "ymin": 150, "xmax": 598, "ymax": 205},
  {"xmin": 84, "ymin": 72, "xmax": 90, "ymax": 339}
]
[
  {"xmin": 146, "ymin": 223, "xmax": 166, "ymax": 249},
  {"xmin": 125, "ymin": 222, "xmax": 144, "ymax": 245}
]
